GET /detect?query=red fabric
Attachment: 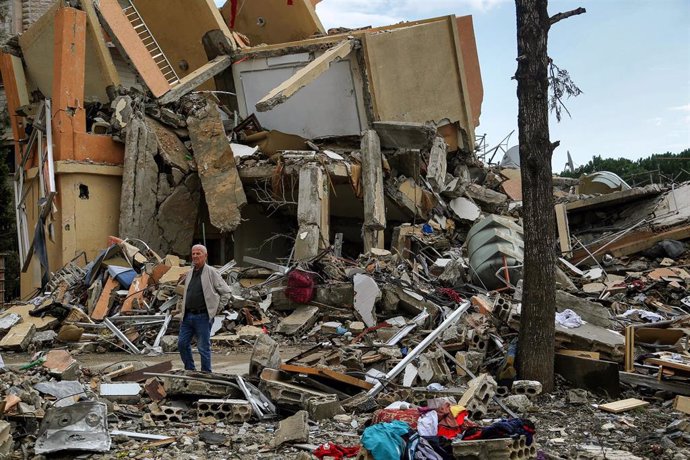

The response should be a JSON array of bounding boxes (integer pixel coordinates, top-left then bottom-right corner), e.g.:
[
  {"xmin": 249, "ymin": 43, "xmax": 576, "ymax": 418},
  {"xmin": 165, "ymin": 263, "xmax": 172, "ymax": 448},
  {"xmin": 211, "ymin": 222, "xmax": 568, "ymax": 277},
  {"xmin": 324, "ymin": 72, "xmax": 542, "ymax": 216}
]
[
  {"xmin": 229, "ymin": 0, "xmax": 238, "ymax": 28},
  {"xmin": 285, "ymin": 270, "xmax": 315, "ymax": 304},
  {"xmin": 371, "ymin": 409, "xmax": 420, "ymax": 430},
  {"xmin": 313, "ymin": 442, "xmax": 359, "ymax": 459},
  {"xmin": 287, "ymin": 0, "xmax": 294, "ymax": 4},
  {"xmin": 437, "ymin": 408, "xmax": 477, "ymax": 439},
  {"xmin": 438, "ymin": 287, "xmax": 464, "ymax": 304}
]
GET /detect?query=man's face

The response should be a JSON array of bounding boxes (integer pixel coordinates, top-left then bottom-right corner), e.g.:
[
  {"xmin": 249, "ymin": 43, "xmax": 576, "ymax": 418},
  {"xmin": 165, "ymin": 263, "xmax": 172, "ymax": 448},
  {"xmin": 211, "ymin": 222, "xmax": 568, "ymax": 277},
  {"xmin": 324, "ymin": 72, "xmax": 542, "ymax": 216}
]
[{"xmin": 191, "ymin": 248, "xmax": 207, "ymax": 269}]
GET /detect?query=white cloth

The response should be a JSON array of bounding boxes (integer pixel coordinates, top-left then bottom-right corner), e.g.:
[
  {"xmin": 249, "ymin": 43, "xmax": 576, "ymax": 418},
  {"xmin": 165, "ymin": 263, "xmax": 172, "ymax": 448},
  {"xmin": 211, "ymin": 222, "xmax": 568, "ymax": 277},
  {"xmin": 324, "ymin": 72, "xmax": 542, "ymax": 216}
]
[
  {"xmin": 620, "ymin": 309, "xmax": 664, "ymax": 323},
  {"xmin": 555, "ymin": 309, "xmax": 583, "ymax": 328},
  {"xmin": 417, "ymin": 410, "xmax": 439, "ymax": 437}
]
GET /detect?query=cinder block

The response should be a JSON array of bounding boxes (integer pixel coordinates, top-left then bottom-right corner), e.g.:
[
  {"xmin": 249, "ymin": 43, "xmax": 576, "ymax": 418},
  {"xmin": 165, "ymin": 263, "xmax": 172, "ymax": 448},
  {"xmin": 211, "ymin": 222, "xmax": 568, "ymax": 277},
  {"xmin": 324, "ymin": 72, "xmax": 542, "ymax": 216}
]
[
  {"xmin": 196, "ymin": 399, "xmax": 252, "ymax": 423},
  {"xmin": 459, "ymin": 374, "xmax": 497, "ymax": 419},
  {"xmin": 306, "ymin": 396, "xmax": 344, "ymax": 421},
  {"xmin": 512, "ymin": 380, "xmax": 542, "ymax": 397},
  {"xmin": 260, "ymin": 376, "xmax": 329, "ymax": 410},
  {"xmin": 452, "ymin": 436, "xmax": 536, "ymax": 459}
]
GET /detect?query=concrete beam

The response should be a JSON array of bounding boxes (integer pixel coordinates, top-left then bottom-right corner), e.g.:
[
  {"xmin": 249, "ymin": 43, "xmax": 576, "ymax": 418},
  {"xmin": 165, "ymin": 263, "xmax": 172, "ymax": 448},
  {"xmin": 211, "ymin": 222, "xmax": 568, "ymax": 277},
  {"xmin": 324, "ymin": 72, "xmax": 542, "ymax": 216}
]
[
  {"xmin": 295, "ymin": 164, "xmax": 329, "ymax": 260},
  {"xmin": 361, "ymin": 130, "xmax": 386, "ymax": 252}
]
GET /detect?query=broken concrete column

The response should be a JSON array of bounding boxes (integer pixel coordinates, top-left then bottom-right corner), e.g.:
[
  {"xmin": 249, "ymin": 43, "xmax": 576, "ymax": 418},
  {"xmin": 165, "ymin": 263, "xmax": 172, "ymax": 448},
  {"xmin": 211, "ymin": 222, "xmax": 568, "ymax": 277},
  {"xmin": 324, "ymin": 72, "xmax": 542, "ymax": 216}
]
[
  {"xmin": 427, "ymin": 136, "xmax": 448, "ymax": 192},
  {"xmin": 361, "ymin": 130, "xmax": 386, "ymax": 252},
  {"xmin": 295, "ymin": 164, "xmax": 329, "ymax": 261},
  {"xmin": 119, "ymin": 116, "xmax": 159, "ymax": 247},
  {"xmin": 187, "ymin": 99, "xmax": 247, "ymax": 232}
]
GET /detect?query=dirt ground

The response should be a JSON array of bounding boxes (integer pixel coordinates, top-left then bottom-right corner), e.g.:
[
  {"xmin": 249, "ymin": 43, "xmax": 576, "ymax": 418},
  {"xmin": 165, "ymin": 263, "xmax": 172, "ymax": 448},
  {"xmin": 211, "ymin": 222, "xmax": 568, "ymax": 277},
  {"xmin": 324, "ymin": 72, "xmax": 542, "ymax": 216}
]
[{"xmin": 1, "ymin": 344, "xmax": 309, "ymax": 374}]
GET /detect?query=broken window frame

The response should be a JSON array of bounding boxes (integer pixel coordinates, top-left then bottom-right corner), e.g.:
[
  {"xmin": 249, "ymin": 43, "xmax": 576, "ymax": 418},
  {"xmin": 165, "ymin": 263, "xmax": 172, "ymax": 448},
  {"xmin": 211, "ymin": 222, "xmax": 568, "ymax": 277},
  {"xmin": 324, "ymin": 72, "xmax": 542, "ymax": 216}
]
[{"xmin": 13, "ymin": 99, "xmax": 57, "ymax": 272}]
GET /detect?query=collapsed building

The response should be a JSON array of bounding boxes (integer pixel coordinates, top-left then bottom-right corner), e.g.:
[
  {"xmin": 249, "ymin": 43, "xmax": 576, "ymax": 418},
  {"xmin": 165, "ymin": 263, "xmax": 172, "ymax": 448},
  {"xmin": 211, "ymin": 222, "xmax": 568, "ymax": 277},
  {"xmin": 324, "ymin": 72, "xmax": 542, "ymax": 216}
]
[
  {"xmin": 1, "ymin": 0, "xmax": 483, "ymax": 298},
  {"xmin": 1, "ymin": 1, "xmax": 690, "ymax": 459}
]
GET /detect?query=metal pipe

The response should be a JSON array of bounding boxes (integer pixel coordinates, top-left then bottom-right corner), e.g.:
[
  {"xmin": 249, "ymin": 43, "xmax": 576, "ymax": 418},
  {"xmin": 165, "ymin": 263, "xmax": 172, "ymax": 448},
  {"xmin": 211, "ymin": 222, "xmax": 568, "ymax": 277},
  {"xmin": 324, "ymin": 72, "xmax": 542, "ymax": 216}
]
[{"xmin": 367, "ymin": 301, "xmax": 471, "ymax": 397}]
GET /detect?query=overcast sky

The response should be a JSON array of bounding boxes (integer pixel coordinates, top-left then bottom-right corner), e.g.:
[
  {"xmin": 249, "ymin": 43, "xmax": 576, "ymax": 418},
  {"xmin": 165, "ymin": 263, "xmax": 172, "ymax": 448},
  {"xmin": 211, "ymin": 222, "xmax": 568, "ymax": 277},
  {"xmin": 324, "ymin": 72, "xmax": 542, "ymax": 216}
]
[{"xmin": 218, "ymin": 0, "xmax": 690, "ymax": 171}]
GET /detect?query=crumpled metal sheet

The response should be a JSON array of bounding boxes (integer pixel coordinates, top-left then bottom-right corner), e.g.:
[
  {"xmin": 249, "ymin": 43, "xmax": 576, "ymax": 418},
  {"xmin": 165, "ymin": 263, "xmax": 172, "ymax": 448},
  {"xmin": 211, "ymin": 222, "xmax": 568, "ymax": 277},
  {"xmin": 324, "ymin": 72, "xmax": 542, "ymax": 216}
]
[{"xmin": 35, "ymin": 401, "xmax": 110, "ymax": 454}]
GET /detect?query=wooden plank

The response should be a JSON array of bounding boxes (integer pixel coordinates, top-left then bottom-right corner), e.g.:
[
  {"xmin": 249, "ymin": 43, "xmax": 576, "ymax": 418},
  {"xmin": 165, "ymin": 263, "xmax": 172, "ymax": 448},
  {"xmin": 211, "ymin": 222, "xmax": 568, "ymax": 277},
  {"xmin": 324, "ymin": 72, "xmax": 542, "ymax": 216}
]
[
  {"xmin": 624, "ymin": 326, "xmax": 635, "ymax": 373},
  {"xmin": 158, "ymin": 55, "xmax": 232, "ymax": 105},
  {"xmin": 121, "ymin": 272, "xmax": 149, "ymax": 314},
  {"xmin": 113, "ymin": 361, "xmax": 173, "ymax": 383},
  {"xmin": 645, "ymin": 358, "xmax": 690, "ymax": 374},
  {"xmin": 105, "ymin": 365, "xmax": 135, "ymax": 380},
  {"xmin": 255, "ymin": 40, "xmax": 353, "ymax": 112},
  {"xmin": 555, "ymin": 203, "xmax": 571, "ymax": 256},
  {"xmin": 280, "ymin": 364, "xmax": 373, "ymax": 390},
  {"xmin": 599, "ymin": 398, "xmax": 649, "ymax": 414},
  {"xmin": 674, "ymin": 396, "xmax": 690, "ymax": 415},
  {"xmin": 91, "ymin": 276, "xmax": 119, "ymax": 321},
  {"xmin": 556, "ymin": 350, "xmax": 600, "ymax": 360},
  {"xmin": 569, "ymin": 224, "xmax": 690, "ymax": 264}
]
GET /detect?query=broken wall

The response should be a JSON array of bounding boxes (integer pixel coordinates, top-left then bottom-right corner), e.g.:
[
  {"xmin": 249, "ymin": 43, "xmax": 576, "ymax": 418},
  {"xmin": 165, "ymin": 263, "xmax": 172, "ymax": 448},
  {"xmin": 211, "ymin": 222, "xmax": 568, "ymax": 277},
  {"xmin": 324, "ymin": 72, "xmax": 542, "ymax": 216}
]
[
  {"xmin": 20, "ymin": 164, "xmax": 122, "ymax": 297},
  {"xmin": 233, "ymin": 51, "xmax": 368, "ymax": 139},
  {"xmin": 117, "ymin": 108, "xmax": 201, "ymax": 258},
  {"xmin": 234, "ymin": 15, "xmax": 480, "ymax": 150},
  {"xmin": 131, "ymin": 0, "xmax": 231, "ymax": 91},
  {"xmin": 219, "ymin": 0, "xmax": 325, "ymax": 46},
  {"xmin": 18, "ymin": 2, "xmax": 111, "ymax": 102}
]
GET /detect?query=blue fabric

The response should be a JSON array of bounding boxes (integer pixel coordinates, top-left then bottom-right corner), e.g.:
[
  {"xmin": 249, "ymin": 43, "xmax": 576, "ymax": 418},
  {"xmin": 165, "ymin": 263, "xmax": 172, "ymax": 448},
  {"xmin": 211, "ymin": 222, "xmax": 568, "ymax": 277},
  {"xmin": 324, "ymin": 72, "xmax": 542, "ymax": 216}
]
[
  {"xmin": 178, "ymin": 312, "xmax": 212, "ymax": 372},
  {"xmin": 362, "ymin": 421, "xmax": 410, "ymax": 460},
  {"xmin": 107, "ymin": 265, "xmax": 136, "ymax": 289}
]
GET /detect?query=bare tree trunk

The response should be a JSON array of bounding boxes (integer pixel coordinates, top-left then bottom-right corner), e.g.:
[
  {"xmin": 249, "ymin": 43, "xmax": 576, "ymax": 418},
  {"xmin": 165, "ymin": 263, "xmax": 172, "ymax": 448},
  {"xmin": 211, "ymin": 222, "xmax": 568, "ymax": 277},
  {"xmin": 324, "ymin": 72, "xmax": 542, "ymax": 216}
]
[{"xmin": 515, "ymin": 0, "xmax": 557, "ymax": 392}]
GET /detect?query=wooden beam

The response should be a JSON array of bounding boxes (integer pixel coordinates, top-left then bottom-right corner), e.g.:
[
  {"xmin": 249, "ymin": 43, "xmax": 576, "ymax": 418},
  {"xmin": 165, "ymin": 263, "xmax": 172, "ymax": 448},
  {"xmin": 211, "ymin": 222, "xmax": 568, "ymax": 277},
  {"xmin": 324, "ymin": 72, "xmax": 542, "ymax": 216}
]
[
  {"xmin": 158, "ymin": 55, "xmax": 232, "ymax": 105},
  {"xmin": 255, "ymin": 40, "xmax": 354, "ymax": 112},
  {"xmin": 121, "ymin": 272, "xmax": 149, "ymax": 314},
  {"xmin": 570, "ymin": 224, "xmax": 690, "ymax": 264},
  {"xmin": 280, "ymin": 363, "xmax": 373, "ymax": 390},
  {"xmin": 599, "ymin": 398, "xmax": 649, "ymax": 414},
  {"xmin": 555, "ymin": 203, "xmax": 571, "ymax": 256},
  {"xmin": 91, "ymin": 276, "xmax": 119, "ymax": 321}
]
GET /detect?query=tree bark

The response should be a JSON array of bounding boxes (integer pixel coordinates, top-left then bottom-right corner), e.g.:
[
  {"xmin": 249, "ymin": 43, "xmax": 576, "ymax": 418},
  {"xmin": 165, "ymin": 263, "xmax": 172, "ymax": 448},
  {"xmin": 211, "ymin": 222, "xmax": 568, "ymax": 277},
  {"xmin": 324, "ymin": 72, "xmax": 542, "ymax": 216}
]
[{"xmin": 515, "ymin": 0, "xmax": 557, "ymax": 392}]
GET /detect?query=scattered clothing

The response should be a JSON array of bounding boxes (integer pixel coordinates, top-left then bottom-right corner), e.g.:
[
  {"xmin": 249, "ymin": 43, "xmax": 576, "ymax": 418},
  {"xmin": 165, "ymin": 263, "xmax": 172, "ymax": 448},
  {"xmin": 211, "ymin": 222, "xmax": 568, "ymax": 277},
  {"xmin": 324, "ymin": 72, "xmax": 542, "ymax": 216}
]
[
  {"xmin": 555, "ymin": 309, "xmax": 583, "ymax": 328},
  {"xmin": 361, "ymin": 421, "xmax": 410, "ymax": 460},
  {"xmin": 313, "ymin": 442, "xmax": 360, "ymax": 459},
  {"xmin": 372, "ymin": 409, "xmax": 420, "ymax": 430},
  {"xmin": 417, "ymin": 410, "xmax": 438, "ymax": 437},
  {"xmin": 462, "ymin": 418, "xmax": 536, "ymax": 445}
]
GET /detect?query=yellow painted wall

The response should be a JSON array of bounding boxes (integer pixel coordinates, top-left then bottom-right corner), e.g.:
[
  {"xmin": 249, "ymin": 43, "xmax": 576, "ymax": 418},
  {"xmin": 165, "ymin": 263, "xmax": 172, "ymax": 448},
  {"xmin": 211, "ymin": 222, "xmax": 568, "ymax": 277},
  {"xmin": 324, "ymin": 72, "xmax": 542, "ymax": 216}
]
[
  {"xmin": 132, "ymin": 0, "xmax": 230, "ymax": 91},
  {"xmin": 20, "ymin": 166, "xmax": 122, "ymax": 297}
]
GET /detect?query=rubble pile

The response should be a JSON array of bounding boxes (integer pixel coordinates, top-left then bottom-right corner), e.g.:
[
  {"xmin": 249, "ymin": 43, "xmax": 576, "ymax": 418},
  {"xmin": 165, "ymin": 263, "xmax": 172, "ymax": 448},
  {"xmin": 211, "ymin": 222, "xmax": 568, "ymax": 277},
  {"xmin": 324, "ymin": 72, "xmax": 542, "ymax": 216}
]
[{"xmin": 1, "ymin": 0, "xmax": 690, "ymax": 459}]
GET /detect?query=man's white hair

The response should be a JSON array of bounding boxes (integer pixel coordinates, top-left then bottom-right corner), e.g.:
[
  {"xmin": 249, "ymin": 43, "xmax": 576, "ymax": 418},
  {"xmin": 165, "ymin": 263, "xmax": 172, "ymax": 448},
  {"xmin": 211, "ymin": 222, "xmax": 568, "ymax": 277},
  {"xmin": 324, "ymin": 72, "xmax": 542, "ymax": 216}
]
[{"xmin": 192, "ymin": 244, "xmax": 207, "ymax": 255}]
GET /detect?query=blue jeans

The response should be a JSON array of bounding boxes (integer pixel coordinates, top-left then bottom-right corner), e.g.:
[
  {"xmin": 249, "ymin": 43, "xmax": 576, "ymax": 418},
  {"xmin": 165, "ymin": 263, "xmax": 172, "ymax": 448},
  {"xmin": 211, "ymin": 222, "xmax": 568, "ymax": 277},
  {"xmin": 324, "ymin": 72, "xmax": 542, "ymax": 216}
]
[{"xmin": 178, "ymin": 311, "xmax": 212, "ymax": 372}]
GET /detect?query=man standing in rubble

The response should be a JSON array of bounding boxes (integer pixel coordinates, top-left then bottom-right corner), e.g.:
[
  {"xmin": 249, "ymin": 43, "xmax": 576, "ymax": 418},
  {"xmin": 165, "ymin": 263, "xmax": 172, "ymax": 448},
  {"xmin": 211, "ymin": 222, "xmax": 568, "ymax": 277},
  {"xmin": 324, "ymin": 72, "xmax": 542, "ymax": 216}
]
[{"xmin": 178, "ymin": 244, "xmax": 231, "ymax": 373}]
